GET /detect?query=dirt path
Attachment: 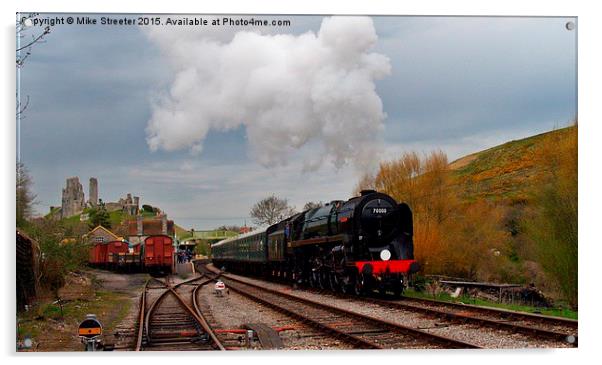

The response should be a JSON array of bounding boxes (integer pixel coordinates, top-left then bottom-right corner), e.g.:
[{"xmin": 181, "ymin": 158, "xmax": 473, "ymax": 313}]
[{"xmin": 17, "ymin": 269, "xmax": 148, "ymax": 352}]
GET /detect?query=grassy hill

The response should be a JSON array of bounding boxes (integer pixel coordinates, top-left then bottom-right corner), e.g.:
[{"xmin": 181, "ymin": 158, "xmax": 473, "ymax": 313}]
[
  {"xmin": 57, "ymin": 209, "xmax": 126, "ymax": 233},
  {"xmin": 47, "ymin": 205, "xmax": 195, "ymax": 242},
  {"xmin": 448, "ymin": 126, "xmax": 575, "ymax": 204}
]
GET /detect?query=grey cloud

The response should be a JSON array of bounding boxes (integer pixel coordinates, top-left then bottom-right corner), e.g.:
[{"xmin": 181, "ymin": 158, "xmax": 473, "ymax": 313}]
[{"xmin": 374, "ymin": 17, "xmax": 576, "ymax": 143}]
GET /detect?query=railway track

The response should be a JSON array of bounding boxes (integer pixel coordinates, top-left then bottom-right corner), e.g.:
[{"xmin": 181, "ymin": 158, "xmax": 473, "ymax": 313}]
[
  {"xmin": 135, "ymin": 275, "xmax": 226, "ymax": 351},
  {"xmin": 388, "ymin": 296, "xmax": 578, "ymax": 345},
  {"xmin": 197, "ymin": 265, "xmax": 480, "ymax": 349},
  {"xmin": 199, "ymin": 262, "xmax": 577, "ymax": 348},
  {"xmin": 400, "ymin": 295, "xmax": 578, "ymax": 327},
  {"xmin": 308, "ymin": 287, "xmax": 578, "ymax": 346}
]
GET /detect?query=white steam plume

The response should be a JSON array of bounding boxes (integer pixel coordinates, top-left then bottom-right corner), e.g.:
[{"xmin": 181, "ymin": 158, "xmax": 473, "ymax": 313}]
[{"xmin": 144, "ymin": 16, "xmax": 391, "ymax": 171}]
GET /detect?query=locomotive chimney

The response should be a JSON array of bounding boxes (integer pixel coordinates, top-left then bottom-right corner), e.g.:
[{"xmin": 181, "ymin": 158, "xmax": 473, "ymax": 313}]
[{"xmin": 360, "ymin": 189, "xmax": 376, "ymax": 196}]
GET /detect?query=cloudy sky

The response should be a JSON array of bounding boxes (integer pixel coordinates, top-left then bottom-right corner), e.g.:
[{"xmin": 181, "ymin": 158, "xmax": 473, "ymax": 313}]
[{"xmin": 18, "ymin": 14, "xmax": 576, "ymax": 229}]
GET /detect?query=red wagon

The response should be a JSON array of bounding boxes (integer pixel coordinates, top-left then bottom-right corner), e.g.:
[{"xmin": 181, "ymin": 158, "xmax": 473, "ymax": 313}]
[
  {"xmin": 89, "ymin": 243, "xmax": 109, "ymax": 267},
  {"xmin": 143, "ymin": 235, "xmax": 174, "ymax": 273},
  {"xmin": 88, "ymin": 244, "xmax": 99, "ymax": 265},
  {"xmin": 106, "ymin": 240, "xmax": 129, "ymax": 268}
]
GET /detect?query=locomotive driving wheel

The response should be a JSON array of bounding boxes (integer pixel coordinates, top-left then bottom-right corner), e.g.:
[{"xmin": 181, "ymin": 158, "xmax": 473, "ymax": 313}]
[
  {"xmin": 393, "ymin": 284, "xmax": 403, "ymax": 298},
  {"xmin": 392, "ymin": 276, "xmax": 405, "ymax": 297},
  {"xmin": 328, "ymin": 272, "xmax": 340, "ymax": 292},
  {"xmin": 318, "ymin": 270, "xmax": 328, "ymax": 290},
  {"xmin": 309, "ymin": 270, "xmax": 319, "ymax": 288},
  {"xmin": 340, "ymin": 274, "xmax": 354, "ymax": 295},
  {"xmin": 353, "ymin": 273, "xmax": 366, "ymax": 296}
]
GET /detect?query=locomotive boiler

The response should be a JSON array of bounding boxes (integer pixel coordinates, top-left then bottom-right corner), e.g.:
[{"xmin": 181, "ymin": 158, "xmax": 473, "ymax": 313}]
[{"xmin": 212, "ymin": 190, "xmax": 419, "ymax": 296}]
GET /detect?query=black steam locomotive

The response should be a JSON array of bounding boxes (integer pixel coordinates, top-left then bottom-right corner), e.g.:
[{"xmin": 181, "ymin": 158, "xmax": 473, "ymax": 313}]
[{"xmin": 212, "ymin": 190, "xmax": 419, "ymax": 296}]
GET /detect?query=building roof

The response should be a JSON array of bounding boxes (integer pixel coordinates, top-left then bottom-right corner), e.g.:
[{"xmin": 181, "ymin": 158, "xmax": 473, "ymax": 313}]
[{"xmin": 85, "ymin": 225, "xmax": 121, "ymax": 241}]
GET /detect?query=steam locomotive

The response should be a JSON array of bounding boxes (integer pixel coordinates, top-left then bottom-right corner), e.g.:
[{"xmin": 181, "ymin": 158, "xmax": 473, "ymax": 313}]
[{"xmin": 212, "ymin": 190, "xmax": 419, "ymax": 296}]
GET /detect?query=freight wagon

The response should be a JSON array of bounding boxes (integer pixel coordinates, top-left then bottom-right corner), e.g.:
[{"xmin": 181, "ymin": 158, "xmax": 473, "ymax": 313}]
[
  {"xmin": 143, "ymin": 235, "xmax": 174, "ymax": 274},
  {"xmin": 87, "ymin": 235, "xmax": 174, "ymax": 274}
]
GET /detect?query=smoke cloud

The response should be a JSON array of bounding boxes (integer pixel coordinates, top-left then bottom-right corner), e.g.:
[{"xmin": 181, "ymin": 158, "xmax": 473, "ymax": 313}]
[{"xmin": 144, "ymin": 16, "xmax": 391, "ymax": 171}]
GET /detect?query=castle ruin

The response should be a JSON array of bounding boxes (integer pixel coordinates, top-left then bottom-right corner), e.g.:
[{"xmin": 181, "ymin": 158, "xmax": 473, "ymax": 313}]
[
  {"xmin": 61, "ymin": 177, "xmax": 85, "ymax": 218},
  {"xmin": 58, "ymin": 176, "xmax": 140, "ymax": 218},
  {"xmin": 89, "ymin": 177, "xmax": 98, "ymax": 207},
  {"xmin": 106, "ymin": 193, "xmax": 140, "ymax": 215}
]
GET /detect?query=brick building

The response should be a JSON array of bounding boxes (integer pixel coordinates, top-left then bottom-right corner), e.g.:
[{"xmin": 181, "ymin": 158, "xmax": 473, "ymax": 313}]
[{"xmin": 126, "ymin": 214, "xmax": 174, "ymax": 247}]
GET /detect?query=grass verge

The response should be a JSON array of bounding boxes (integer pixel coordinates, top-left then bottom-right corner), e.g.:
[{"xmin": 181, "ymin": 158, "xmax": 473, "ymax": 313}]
[
  {"xmin": 17, "ymin": 283, "xmax": 133, "ymax": 351},
  {"xmin": 404, "ymin": 289, "xmax": 577, "ymax": 320}
]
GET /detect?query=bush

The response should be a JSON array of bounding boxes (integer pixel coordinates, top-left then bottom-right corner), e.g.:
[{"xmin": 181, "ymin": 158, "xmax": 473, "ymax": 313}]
[
  {"xmin": 24, "ymin": 218, "xmax": 90, "ymax": 296},
  {"xmin": 88, "ymin": 202, "xmax": 111, "ymax": 229},
  {"xmin": 194, "ymin": 240, "xmax": 210, "ymax": 257},
  {"xmin": 411, "ymin": 275, "xmax": 429, "ymax": 292},
  {"xmin": 522, "ymin": 126, "xmax": 577, "ymax": 308},
  {"xmin": 142, "ymin": 204, "xmax": 154, "ymax": 213}
]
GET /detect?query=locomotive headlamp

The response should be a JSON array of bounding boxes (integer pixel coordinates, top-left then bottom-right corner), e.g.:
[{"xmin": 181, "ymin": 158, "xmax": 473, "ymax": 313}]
[{"xmin": 380, "ymin": 249, "xmax": 391, "ymax": 261}]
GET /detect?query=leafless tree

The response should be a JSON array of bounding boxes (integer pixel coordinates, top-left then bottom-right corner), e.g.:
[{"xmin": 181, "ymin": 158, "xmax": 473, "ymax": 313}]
[
  {"xmin": 353, "ymin": 172, "xmax": 376, "ymax": 196},
  {"xmin": 16, "ymin": 13, "xmax": 51, "ymax": 68},
  {"xmin": 216, "ymin": 225, "xmax": 243, "ymax": 232},
  {"xmin": 16, "ymin": 13, "xmax": 51, "ymax": 118},
  {"xmin": 303, "ymin": 201, "xmax": 323, "ymax": 211},
  {"xmin": 250, "ymin": 195, "xmax": 296, "ymax": 226}
]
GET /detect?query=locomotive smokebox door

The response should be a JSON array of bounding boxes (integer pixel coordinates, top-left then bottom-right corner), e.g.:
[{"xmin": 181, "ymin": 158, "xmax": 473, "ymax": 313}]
[{"xmin": 78, "ymin": 314, "xmax": 103, "ymax": 339}]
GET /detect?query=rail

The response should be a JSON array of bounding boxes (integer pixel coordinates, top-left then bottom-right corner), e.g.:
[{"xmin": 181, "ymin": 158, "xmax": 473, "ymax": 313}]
[{"xmin": 135, "ymin": 275, "xmax": 225, "ymax": 351}]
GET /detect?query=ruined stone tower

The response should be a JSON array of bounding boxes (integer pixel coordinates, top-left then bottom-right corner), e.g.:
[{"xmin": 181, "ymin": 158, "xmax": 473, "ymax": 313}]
[
  {"xmin": 89, "ymin": 177, "xmax": 98, "ymax": 207},
  {"xmin": 61, "ymin": 177, "xmax": 85, "ymax": 218}
]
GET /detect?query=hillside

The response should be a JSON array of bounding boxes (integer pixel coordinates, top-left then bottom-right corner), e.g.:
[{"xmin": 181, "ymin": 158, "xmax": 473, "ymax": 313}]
[
  {"xmin": 43, "ymin": 204, "xmax": 196, "ymax": 242},
  {"xmin": 448, "ymin": 126, "xmax": 576, "ymax": 203},
  {"xmin": 46, "ymin": 204, "xmax": 166, "ymax": 233}
]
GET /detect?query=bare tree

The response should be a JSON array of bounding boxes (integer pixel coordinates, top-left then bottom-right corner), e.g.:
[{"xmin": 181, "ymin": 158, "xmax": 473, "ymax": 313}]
[
  {"xmin": 16, "ymin": 13, "xmax": 51, "ymax": 118},
  {"xmin": 250, "ymin": 195, "xmax": 296, "ymax": 226},
  {"xmin": 216, "ymin": 225, "xmax": 243, "ymax": 232},
  {"xmin": 16, "ymin": 162, "xmax": 36, "ymax": 228},
  {"xmin": 353, "ymin": 172, "xmax": 376, "ymax": 196},
  {"xmin": 16, "ymin": 13, "xmax": 51, "ymax": 69},
  {"xmin": 303, "ymin": 201, "xmax": 323, "ymax": 211}
]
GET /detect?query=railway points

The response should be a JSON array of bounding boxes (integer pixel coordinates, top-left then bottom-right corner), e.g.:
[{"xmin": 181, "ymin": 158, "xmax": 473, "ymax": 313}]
[{"xmin": 135, "ymin": 275, "xmax": 225, "ymax": 351}]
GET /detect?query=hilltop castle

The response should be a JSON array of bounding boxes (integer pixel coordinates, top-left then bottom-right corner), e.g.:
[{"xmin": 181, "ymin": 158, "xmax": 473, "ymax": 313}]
[
  {"xmin": 57, "ymin": 176, "xmax": 140, "ymax": 218},
  {"xmin": 60, "ymin": 177, "xmax": 86, "ymax": 218}
]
